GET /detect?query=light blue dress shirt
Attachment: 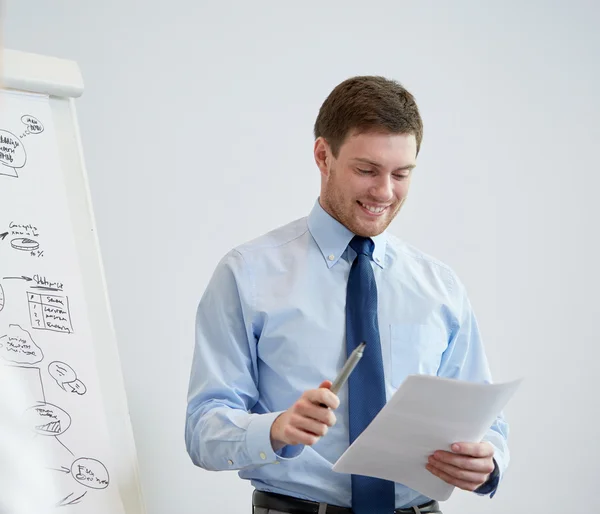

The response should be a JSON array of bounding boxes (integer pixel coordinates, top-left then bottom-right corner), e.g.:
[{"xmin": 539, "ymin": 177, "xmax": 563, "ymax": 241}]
[{"xmin": 185, "ymin": 199, "xmax": 509, "ymax": 509}]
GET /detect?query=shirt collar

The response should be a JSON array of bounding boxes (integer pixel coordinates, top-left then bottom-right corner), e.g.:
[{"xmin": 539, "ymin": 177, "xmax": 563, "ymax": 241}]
[{"xmin": 307, "ymin": 198, "xmax": 387, "ymax": 269}]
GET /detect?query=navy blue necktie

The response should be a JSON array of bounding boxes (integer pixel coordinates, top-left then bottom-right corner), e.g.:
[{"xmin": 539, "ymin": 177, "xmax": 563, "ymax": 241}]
[{"xmin": 346, "ymin": 236, "xmax": 395, "ymax": 514}]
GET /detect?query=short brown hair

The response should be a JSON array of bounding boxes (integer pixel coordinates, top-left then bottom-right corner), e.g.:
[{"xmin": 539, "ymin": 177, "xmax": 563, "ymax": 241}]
[{"xmin": 313, "ymin": 75, "xmax": 423, "ymax": 157}]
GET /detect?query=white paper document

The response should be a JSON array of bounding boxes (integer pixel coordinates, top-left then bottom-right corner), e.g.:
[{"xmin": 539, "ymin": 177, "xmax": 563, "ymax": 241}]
[{"xmin": 332, "ymin": 374, "xmax": 522, "ymax": 501}]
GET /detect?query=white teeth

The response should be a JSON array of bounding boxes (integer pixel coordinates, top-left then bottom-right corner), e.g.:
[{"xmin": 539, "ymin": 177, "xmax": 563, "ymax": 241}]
[{"xmin": 360, "ymin": 202, "xmax": 386, "ymax": 213}]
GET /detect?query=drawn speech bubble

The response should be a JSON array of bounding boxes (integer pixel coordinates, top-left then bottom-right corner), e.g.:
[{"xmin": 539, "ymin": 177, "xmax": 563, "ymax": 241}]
[
  {"xmin": 24, "ymin": 402, "xmax": 72, "ymax": 436},
  {"xmin": 0, "ymin": 130, "xmax": 26, "ymax": 173},
  {"xmin": 67, "ymin": 379, "xmax": 87, "ymax": 395},
  {"xmin": 0, "ymin": 324, "xmax": 43, "ymax": 364},
  {"xmin": 21, "ymin": 115, "xmax": 44, "ymax": 134},
  {"xmin": 48, "ymin": 361, "xmax": 77, "ymax": 390},
  {"xmin": 71, "ymin": 458, "xmax": 109, "ymax": 489},
  {"xmin": 48, "ymin": 361, "xmax": 87, "ymax": 395}
]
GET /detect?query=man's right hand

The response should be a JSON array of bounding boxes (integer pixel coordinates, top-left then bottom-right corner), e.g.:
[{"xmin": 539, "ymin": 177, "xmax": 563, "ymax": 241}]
[{"xmin": 270, "ymin": 380, "xmax": 340, "ymax": 451}]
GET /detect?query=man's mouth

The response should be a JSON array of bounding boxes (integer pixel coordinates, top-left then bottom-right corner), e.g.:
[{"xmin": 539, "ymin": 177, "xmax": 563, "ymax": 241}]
[{"xmin": 357, "ymin": 200, "xmax": 389, "ymax": 216}]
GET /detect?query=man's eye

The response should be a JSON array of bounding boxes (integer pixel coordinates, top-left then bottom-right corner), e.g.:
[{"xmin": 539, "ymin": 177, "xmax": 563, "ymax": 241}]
[
  {"xmin": 357, "ymin": 168, "xmax": 373, "ymax": 175},
  {"xmin": 393, "ymin": 174, "xmax": 409, "ymax": 180}
]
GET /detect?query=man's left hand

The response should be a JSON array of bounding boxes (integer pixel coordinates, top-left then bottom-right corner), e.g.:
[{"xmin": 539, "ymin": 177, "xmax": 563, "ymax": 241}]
[{"xmin": 426, "ymin": 442, "xmax": 495, "ymax": 492}]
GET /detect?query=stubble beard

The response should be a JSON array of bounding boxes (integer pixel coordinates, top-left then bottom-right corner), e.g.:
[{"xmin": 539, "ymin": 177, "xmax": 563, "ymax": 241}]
[{"xmin": 321, "ymin": 170, "xmax": 405, "ymax": 238}]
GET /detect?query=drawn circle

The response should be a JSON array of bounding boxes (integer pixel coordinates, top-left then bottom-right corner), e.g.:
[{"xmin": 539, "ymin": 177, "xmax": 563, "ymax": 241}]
[
  {"xmin": 0, "ymin": 129, "xmax": 27, "ymax": 168},
  {"xmin": 48, "ymin": 361, "xmax": 77, "ymax": 386},
  {"xmin": 71, "ymin": 458, "xmax": 109, "ymax": 489},
  {"xmin": 10, "ymin": 237, "xmax": 39, "ymax": 251},
  {"xmin": 0, "ymin": 324, "xmax": 44, "ymax": 365},
  {"xmin": 21, "ymin": 115, "xmax": 44, "ymax": 134},
  {"xmin": 0, "ymin": 284, "xmax": 4, "ymax": 312},
  {"xmin": 23, "ymin": 402, "xmax": 72, "ymax": 436}
]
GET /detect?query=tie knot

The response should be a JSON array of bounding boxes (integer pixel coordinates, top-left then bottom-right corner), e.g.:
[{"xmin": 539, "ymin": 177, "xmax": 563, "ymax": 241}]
[{"xmin": 349, "ymin": 236, "xmax": 374, "ymax": 258}]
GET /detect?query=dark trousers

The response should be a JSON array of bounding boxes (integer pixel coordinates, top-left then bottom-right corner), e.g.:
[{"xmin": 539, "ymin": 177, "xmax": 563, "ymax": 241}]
[{"xmin": 252, "ymin": 490, "xmax": 443, "ymax": 514}]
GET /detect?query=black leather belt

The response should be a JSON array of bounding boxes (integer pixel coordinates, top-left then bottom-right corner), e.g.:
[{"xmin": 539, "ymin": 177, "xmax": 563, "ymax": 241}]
[{"xmin": 253, "ymin": 490, "xmax": 441, "ymax": 514}]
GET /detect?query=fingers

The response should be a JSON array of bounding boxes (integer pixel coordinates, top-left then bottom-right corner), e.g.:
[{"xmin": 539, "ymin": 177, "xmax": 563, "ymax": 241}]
[
  {"xmin": 304, "ymin": 386, "xmax": 340, "ymax": 410},
  {"xmin": 426, "ymin": 442, "xmax": 495, "ymax": 492},
  {"xmin": 278, "ymin": 406, "xmax": 336, "ymax": 446},
  {"xmin": 430, "ymin": 450, "xmax": 495, "ymax": 474},
  {"xmin": 271, "ymin": 384, "xmax": 340, "ymax": 449},
  {"xmin": 295, "ymin": 396, "xmax": 337, "ymax": 426},
  {"xmin": 291, "ymin": 412, "xmax": 331, "ymax": 437},
  {"xmin": 425, "ymin": 461, "xmax": 486, "ymax": 492},
  {"xmin": 280, "ymin": 424, "xmax": 322, "ymax": 446}
]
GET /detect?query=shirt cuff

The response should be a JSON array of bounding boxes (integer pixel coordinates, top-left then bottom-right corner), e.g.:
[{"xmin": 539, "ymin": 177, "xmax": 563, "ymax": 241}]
[
  {"xmin": 245, "ymin": 412, "xmax": 304, "ymax": 466},
  {"xmin": 474, "ymin": 458, "xmax": 500, "ymax": 497},
  {"xmin": 482, "ymin": 432, "xmax": 508, "ymax": 477}
]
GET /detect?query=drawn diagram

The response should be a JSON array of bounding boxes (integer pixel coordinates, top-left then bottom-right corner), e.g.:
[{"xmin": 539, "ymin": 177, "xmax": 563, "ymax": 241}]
[
  {"xmin": 12, "ymin": 237, "xmax": 40, "ymax": 251},
  {"xmin": 0, "ymin": 115, "xmax": 43, "ymax": 178},
  {"xmin": 49, "ymin": 361, "xmax": 87, "ymax": 395},
  {"xmin": 28, "ymin": 292, "xmax": 74, "ymax": 333},
  {"xmin": 25, "ymin": 401, "xmax": 72, "ymax": 435},
  {"xmin": 0, "ymin": 325, "xmax": 109, "ymax": 508},
  {"xmin": 3, "ymin": 364, "xmax": 46, "ymax": 404},
  {"xmin": 0, "ymin": 221, "xmax": 45, "ymax": 258},
  {"xmin": 20, "ymin": 115, "xmax": 44, "ymax": 138},
  {"xmin": 1, "ymin": 95, "xmax": 123, "ymax": 512},
  {"xmin": 4, "ymin": 273, "xmax": 64, "ymax": 291},
  {"xmin": 0, "ymin": 129, "xmax": 26, "ymax": 177},
  {"xmin": 0, "ymin": 276, "xmax": 73, "ymax": 333},
  {"xmin": 0, "ymin": 324, "xmax": 44, "ymax": 364},
  {"xmin": 71, "ymin": 458, "xmax": 109, "ymax": 489}
]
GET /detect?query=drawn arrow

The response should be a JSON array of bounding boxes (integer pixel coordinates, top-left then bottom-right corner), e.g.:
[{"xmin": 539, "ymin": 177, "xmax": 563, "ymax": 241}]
[
  {"xmin": 57, "ymin": 491, "xmax": 87, "ymax": 506},
  {"xmin": 2, "ymin": 276, "xmax": 33, "ymax": 281},
  {"xmin": 47, "ymin": 465, "xmax": 71, "ymax": 474},
  {"xmin": 0, "ymin": 232, "xmax": 8, "ymax": 241}
]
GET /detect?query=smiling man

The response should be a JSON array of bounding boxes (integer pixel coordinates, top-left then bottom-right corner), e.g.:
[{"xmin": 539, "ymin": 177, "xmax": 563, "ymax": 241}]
[
  {"xmin": 316, "ymin": 130, "xmax": 415, "ymax": 238},
  {"xmin": 185, "ymin": 76, "xmax": 507, "ymax": 514}
]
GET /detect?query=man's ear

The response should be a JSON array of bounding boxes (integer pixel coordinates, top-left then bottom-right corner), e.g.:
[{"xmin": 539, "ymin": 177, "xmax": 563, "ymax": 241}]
[{"xmin": 314, "ymin": 137, "xmax": 332, "ymax": 178}]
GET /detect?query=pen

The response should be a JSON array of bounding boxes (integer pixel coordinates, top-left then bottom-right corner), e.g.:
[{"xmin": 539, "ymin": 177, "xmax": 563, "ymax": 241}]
[{"xmin": 320, "ymin": 342, "xmax": 366, "ymax": 406}]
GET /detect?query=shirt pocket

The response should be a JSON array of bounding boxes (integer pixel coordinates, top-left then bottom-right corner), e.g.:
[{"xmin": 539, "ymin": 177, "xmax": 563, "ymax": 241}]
[{"xmin": 389, "ymin": 324, "xmax": 448, "ymax": 388}]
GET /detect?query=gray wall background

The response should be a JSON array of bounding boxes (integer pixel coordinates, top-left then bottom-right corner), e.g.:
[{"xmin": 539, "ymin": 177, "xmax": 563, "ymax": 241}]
[{"xmin": 4, "ymin": 1, "xmax": 599, "ymax": 513}]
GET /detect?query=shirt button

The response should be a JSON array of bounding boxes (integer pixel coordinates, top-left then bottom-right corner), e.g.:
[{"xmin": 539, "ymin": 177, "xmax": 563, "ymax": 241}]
[
  {"xmin": 328, "ymin": 254, "xmax": 335, "ymax": 261},
  {"xmin": 227, "ymin": 459, "xmax": 233, "ymax": 465},
  {"xmin": 259, "ymin": 452, "xmax": 267, "ymax": 460}
]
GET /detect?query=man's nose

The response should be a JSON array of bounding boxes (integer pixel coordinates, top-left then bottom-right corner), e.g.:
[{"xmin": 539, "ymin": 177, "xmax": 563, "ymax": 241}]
[{"xmin": 369, "ymin": 175, "xmax": 394, "ymax": 202}]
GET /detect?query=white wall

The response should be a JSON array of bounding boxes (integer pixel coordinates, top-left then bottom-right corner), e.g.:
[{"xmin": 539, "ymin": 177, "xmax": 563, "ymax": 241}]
[{"xmin": 4, "ymin": 1, "xmax": 599, "ymax": 513}]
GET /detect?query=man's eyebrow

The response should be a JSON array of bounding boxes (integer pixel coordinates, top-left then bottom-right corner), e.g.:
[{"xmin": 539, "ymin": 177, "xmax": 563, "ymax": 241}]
[{"xmin": 352, "ymin": 157, "xmax": 416, "ymax": 171}]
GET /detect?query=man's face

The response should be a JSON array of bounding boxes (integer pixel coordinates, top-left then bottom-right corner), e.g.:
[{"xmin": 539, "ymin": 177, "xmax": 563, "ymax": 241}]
[{"xmin": 316, "ymin": 130, "xmax": 417, "ymax": 237}]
